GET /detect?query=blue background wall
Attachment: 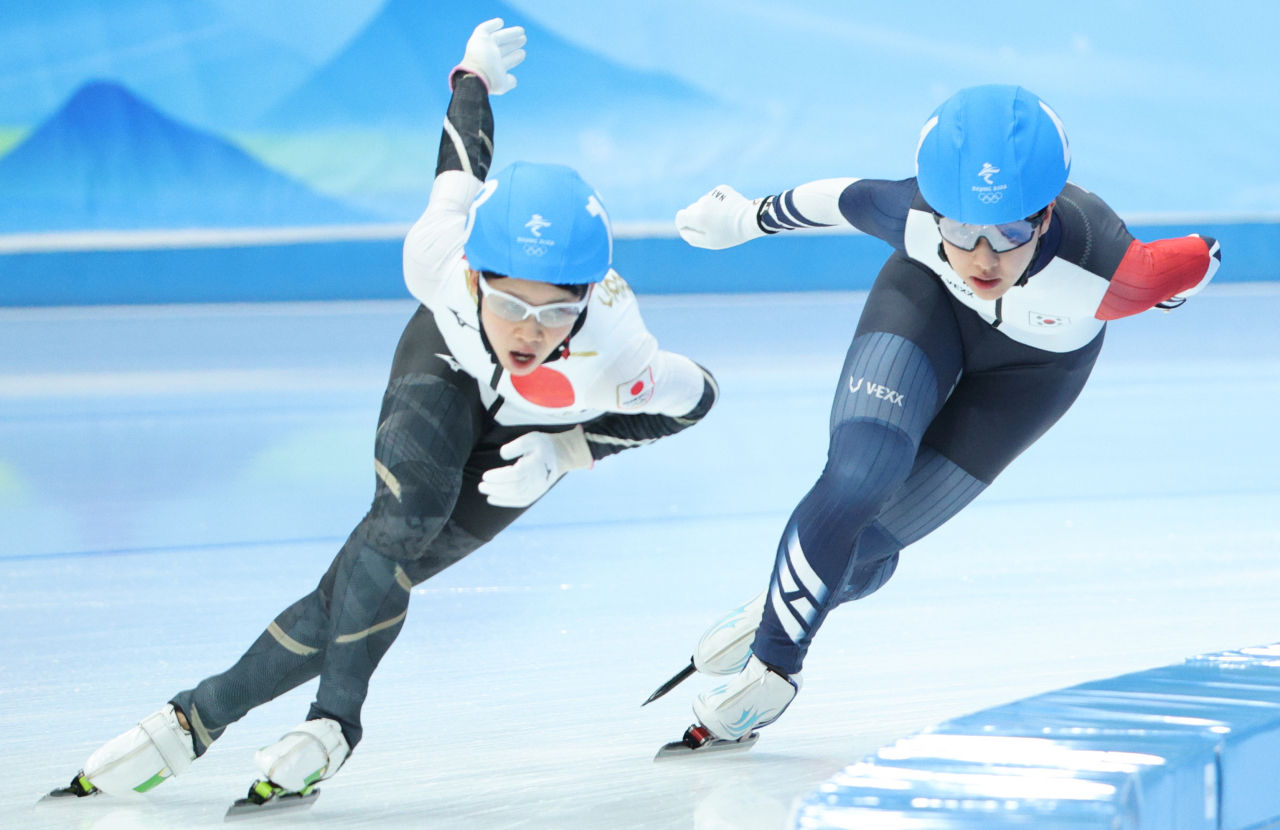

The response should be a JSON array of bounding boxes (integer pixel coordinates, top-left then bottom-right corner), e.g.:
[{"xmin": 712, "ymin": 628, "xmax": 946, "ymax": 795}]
[
  {"xmin": 2, "ymin": 220, "xmax": 1274, "ymax": 306},
  {"xmin": 1, "ymin": 1, "xmax": 1276, "ymax": 303}
]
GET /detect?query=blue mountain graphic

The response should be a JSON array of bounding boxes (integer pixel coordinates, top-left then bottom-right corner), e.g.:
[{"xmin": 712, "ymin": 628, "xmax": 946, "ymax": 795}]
[
  {"xmin": 260, "ymin": 0, "xmax": 717, "ymax": 130},
  {"xmin": 0, "ymin": 80, "xmax": 373, "ymax": 232}
]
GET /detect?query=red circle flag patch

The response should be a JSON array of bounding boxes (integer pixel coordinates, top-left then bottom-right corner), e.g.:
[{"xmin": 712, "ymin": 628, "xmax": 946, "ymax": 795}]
[
  {"xmin": 510, "ymin": 366, "xmax": 575, "ymax": 408},
  {"xmin": 617, "ymin": 367, "xmax": 655, "ymax": 409}
]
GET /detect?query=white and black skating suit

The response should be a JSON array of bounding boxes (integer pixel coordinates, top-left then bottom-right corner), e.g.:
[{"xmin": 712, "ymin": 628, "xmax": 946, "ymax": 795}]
[
  {"xmin": 749, "ymin": 176, "xmax": 1221, "ymax": 674},
  {"xmin": 170, "ymin": 74, "xmax": 717, "ymax": 752}
]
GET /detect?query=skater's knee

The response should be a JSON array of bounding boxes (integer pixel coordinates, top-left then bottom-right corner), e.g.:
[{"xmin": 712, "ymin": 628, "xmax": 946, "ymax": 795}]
[
  {"xmin": 355, "ymin": 511, "xmax": 449, "ymax": 564},
  {"xmin": 837, "ymin": 523, "xmax": 902, "ymax": 604},
  {"xmin": 839, "ymin": 552, "xmax": 900, "ymax": 603},
  {"xmin": 820, "ymin": 420, "xmax": 917, "ymax": 507}
]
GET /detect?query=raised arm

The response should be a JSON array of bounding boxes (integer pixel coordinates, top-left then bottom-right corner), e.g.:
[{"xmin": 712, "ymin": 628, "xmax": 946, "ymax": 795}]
[{"xmin": 402, "ymin": 20, "xmax": 525, "ymax": 305}]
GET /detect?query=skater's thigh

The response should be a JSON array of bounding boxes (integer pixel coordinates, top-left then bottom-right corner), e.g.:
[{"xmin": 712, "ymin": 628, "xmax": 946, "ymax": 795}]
[
  {"xmin": 922, "ymin": 329, "xmax": 1105, "ymax": 484},
  {"xmin": 398, "ymin": 416, "xmax": 590, "ymax": 584},
  {"xmin": 850, "ymin": 253, "xmax": 965, "ymax": 411}
]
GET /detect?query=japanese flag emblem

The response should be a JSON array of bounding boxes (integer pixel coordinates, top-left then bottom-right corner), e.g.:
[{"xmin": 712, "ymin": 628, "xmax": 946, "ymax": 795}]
[
  {"xmin": 616, "ymin": 367, "xmax": 655, "ymax": 409},
  {"xmin": 1030, "ymin": 312, "xmax": 1071, "ymax": 328}
]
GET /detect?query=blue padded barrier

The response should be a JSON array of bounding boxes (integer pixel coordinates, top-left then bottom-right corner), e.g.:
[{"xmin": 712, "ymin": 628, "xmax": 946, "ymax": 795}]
[
  {"xmin": 791, "ymin": 644, "xmax": 1280, "ymax": 830},
  {"xmin": 0, "ymin": 219, "xmax": 1275, "ymax": 306}
]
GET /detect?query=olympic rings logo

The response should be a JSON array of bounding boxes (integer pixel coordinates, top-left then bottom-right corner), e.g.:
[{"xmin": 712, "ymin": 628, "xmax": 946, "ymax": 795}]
[
  {"xmin": 978, "ymin": 192, "xmax": 1003, "ymax": 204},
  {"xmin": 524, "ymin": 245, "xmax": 547, "ymax": 256}
]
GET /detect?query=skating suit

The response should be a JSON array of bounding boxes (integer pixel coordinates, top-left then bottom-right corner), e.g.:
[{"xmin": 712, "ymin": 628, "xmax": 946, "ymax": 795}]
[
  {"xmin": 748, "ymin": 176, "xmax": 1221, "ymax": 673},
  {"xmin": 169, "ymin": 74, "xmax": 716, "ymax": 751}
]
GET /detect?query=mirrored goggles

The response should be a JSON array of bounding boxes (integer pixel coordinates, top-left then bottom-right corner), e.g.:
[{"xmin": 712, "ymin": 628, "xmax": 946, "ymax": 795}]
[
  {"xmin": 478, "ymin": 275, "xmax": 588, "ymax": 329},
  {"xmin": 935, "ymin": 210, "xmax": 1047, "ymax": 253}
]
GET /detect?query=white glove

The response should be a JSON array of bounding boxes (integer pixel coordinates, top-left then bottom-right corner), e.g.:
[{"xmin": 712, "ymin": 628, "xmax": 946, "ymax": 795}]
[
  {"xmin": 453, "ymin": 18, "xmax": 527, "ymax": 95},
  {"xmin": 478, "ymin": 426, "xmax": 592, "ymax": 508},
  {"xmin": 675, "ymin": 185, "xmax": 768, "ymax": 250}
]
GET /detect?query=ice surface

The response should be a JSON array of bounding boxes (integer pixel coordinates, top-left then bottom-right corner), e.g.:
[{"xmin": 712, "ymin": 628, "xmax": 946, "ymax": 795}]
[{"xmin": 2, "ymin": 286, "xmax": 1279, "ymax": 829}]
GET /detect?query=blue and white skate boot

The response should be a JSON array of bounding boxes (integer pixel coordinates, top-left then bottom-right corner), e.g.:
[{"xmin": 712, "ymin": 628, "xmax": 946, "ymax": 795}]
[{"xmin": 654, "ymin": 656, "xmax": 801, "ymax": 760}]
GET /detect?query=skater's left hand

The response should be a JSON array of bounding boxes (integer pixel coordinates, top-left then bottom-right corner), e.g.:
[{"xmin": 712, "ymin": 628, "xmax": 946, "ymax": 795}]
[
  {"xmin": 479, "ymin": 427, "xmax": 592, "ymax": 507},
  {"xmin": 453, "ymin": 18, "xmax": 527, "ymax": 95}
]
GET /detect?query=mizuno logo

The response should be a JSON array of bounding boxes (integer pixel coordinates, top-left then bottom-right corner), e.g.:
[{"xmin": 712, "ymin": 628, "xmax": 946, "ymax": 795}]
[
  {"xmin": 979, "ymin": 162, "xmax": 1000, "ymax": 185},
  {"xmin": 849, "ymin": 376, "xmax": 905, "ymax": 406},
  {"xmin": 435, "ymin": 353, "xmax": 463, "ymax": 372},
  {"xmin": 447, "ymin": 307, "xmax": 479, "ymax": 332},
  {"xmin": 524, "ymin": 214, "xmax": 551, "ymax": 237}
]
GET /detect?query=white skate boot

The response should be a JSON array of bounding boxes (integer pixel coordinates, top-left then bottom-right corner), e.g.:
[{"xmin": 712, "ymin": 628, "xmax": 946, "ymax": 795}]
[
  {"xmin": 43, "ymin": 704, "xmax": 196, "ymax": 800},
  {"xmin": 695, "ymin": 655, "xmax": 801, "ymax": 740},
  {"xmin": 643, "ymin": 591, "xmax": 766, "ymax": 706},
  {"xmin": 226, "ymin": 719, "xmax": 349, "ymax": 819},
  {"xmin": 693, "ymin": 591, "xmax": 766, "ymax": 675},
  {"xmin": 655, "ymin": 656, "xmax": 801, "ymax": 760}
]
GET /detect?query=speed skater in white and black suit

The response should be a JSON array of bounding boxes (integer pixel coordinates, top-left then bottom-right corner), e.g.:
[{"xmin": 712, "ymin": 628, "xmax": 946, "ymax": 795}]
[
  {"xmin": 46, "ymin": 20, "xmax": 718, "ymax": 813},
  {"xmin": 649, "ymin": 85, "xmax": 1222, "ymax": 758}
]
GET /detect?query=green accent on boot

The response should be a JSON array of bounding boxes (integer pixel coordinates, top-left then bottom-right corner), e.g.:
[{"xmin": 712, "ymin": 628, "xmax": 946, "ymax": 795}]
[
  {"xmin": 133, "ymin": 772, "xmax": 168, "ymax": 793},
  {"xmin": 248, "ymin": 779, "xmax": 281, "ymax": 804},
  {"xmin": 303, "ymin": 767, "xmax": 326, "ymax": 786},
  {"xmin": 75, "ymin": 774, "xmax": 96, "ymax": 796}
]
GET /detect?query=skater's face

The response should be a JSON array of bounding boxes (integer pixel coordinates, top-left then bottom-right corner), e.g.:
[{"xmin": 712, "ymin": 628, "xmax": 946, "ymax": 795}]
[
  {"xmin": 940, "ymin": 203, "xmax": 1054, "ymax": 301},
  {"xmin": 469, "ymin": 271, "xmax": 586, "ymax": 376}
]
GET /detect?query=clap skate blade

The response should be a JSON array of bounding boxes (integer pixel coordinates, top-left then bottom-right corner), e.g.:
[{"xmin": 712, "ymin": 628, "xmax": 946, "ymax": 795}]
[
  {"xmin": 654, "ymin": 724, "xmax": 759, "ymax": 761},
  {"xmin": 39, "ymin": 771, "xmax": 100, "ymax": 802},
  {"xmin": 224, "ymin": 779, "xmax": 320, "ymax": 821}
]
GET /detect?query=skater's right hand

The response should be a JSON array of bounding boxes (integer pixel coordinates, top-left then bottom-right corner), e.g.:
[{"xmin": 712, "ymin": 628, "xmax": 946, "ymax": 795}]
[
  {"xmin": 453, "ymin": 18, "xmax": 527, "ymax": 95},
  {"xmin": 675, "ymin": 185, "xmax": 768, "ymax": 250}
]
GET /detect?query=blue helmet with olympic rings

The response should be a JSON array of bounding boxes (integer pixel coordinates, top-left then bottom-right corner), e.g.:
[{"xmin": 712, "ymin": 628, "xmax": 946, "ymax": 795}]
[
  {"xmin": 915, "ymin": 85, "xmax": 1071, "ymax": 224},
  {"xmin": 463, "ymin": 162, "xmax": 614, "ymax": 284}
]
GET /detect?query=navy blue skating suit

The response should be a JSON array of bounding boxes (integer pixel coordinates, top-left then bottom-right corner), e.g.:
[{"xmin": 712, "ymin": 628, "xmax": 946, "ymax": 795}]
[{"xmin": 749, "ymin": 176, "xmax": 1221, "ymax": 674}]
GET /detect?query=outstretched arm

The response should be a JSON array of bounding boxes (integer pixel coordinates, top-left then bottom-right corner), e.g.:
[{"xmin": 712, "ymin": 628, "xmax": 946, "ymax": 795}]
[
  {"xmin": 1095, "ymin": 235, "xmax": 1222, "ymax": 320},
  {"xmin": 676, "ymin": 178, "xmax": 917, "ymax": 251},
  {"xmin": 583, "ymin": 356, "xmax": 718, "ymax": 460},
  {"xmin": 476, "ymin": 356, "xmax": 718, "ymax": 508}
]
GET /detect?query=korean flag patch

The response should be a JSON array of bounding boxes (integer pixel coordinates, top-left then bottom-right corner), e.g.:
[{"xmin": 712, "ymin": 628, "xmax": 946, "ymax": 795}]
[{"xmin": 1030, "ymin": 312, "xmax": 1071, "ymax": 328}]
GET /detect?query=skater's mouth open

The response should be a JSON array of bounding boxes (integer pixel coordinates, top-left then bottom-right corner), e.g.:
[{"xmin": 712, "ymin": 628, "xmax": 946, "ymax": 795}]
[{"xmin": 469, "ymin": 270, "xmax": 584, "ymax": 376}]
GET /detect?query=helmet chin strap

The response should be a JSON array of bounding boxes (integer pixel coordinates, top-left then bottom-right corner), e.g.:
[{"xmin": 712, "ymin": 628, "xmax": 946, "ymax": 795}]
[{"xmin": 1014, "ymin": 235, "xmax": 1045, "ymax": 287}]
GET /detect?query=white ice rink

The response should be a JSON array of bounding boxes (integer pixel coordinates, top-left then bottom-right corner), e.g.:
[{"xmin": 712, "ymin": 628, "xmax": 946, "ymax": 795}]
[{"xmin": 2, "ymin": 287, "xmax": 1279, "ymax": 829}]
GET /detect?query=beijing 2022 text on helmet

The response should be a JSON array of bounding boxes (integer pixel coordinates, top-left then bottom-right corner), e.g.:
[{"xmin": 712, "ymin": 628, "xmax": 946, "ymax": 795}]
[
  {"xmin": 915, "ymin": 85, "xmax": 1071, "ymax": 225},
  {"xmin": 463, "ymin": 161, "xmax": 614, "ymax": 284}
]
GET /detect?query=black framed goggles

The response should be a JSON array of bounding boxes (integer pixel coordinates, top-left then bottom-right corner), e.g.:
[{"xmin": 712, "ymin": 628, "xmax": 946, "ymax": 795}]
[{"xmin": 935, "ymin": 208, "xmax": 1048, "ymax": 253}]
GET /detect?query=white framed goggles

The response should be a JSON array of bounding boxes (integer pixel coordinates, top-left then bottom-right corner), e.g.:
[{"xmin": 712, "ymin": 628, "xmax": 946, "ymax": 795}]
[
  {"xmin": 935, "ymin": 209, "xmax": 1047, "ymax": 253},
  {"xmin": 478, "ymin": 274, "xmax": 588, "ymax": 329}
]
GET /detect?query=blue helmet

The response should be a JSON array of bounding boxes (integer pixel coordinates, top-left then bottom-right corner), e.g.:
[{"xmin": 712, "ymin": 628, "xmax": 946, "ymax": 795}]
[
  {"xmin": 915, "ymin": 85, "xmax": 1071, "ymax": 224},
  {"xmin": 463, "ymin": 162, "xmax": 613, "ymax": 284}
]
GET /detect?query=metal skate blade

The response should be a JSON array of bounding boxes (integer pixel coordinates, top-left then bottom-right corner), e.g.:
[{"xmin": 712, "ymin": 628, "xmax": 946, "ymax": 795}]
[
  {"xmin": 225, "ymin": 789, "xmax": 320, "ymax": 821},
  {"xmin": 38, "ymin": 787, "xmax": 99, "ymax": 802},
  {"xmin": 653, "ymin": 730, "xmax": 759, "ymax": 761}
]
